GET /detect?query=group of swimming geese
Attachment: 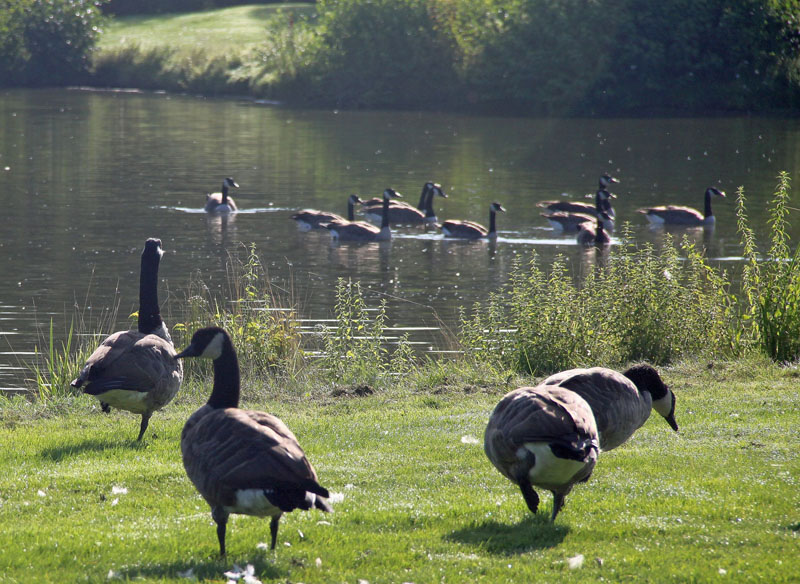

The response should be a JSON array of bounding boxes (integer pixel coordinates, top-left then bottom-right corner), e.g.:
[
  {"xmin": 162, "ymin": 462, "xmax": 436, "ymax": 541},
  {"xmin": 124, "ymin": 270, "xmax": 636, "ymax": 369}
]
[
  {"xmin": 68, "ymin": 228, "xmax": 680, "ymax": 556},
  {"xmin": 282, "ymin": 173, "xmax": 726, "ymax": 245}
]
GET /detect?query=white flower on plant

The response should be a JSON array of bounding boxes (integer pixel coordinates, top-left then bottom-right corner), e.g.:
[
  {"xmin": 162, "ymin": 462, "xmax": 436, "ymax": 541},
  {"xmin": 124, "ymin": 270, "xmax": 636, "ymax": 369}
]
[
  {"xmin": 460, "ymin": 435, "xmax": 480, "ymax": 445},
  {"xmin": 111, "ymin": 486, "xmax": 128, "ymax": 495},
  {"xmin": 37, "ymin": 489, "xmax": 47, "ymax": 497}
]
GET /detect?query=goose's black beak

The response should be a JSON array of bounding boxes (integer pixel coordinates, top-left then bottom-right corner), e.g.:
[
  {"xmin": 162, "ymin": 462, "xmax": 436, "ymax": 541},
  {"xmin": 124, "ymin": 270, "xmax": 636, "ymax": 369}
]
[
  {"xmin": 665, "ymin": 413, "xmax": 679, "ymax": 432},
  {"xmin": 175, "ymin": 344, "xmax": 199, "ymax": 360}
]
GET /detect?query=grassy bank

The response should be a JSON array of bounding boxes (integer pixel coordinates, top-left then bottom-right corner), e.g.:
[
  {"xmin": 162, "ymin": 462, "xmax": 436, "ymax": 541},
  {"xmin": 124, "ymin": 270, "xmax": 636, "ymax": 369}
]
[{"xmin": 0, "ymin": 358, "xmax": 798, "ymax": 582}]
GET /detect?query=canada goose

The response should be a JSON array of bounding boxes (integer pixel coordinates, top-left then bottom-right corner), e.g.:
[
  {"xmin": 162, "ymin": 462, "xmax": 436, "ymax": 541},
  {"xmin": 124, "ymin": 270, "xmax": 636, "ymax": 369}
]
[
  {"xmin": 538, "ymin": 174, "xmax": 619, "ymax": 218},
  {"xmin": 576, "ymin": 214, "xmax": 611, "ymax": 246},
  {"xmin": 638, "ymin": 187, "xmax": 726, "ymax": 226},
  {"xmin": 362, "ymin": 182, "xmax": 447, "ymax": 224},
  {"xmin": 543, "ymin": 210, "xmax": 614, "ymax": 233},
  {"xmin": 440, "ymin": 202, "xmax": 505, "ymax": 239},
  {"xmin": 291, "ymin": 194, "xmax": 362, "ymax": 231},
  {"xmin": 71, "ymin": 239, "xmax": 183, "ymax": 441},
  {"xmin": 541, "ymin": 364, "xmax": 678, "ymax": 451},
  {"xmin": 484, "ymin": 385, "xmax": 599, "ymax": 521},
  {"xmin": 325, "ymin": 188, "xmax": 402, "ymax": 242},
  {"xmin": 175, "ymin": 326, "xmax": 332, "ymax": 555},
  {"xmin": 205, "ymin": 177, "xmax": 239, "ymax": 214}
]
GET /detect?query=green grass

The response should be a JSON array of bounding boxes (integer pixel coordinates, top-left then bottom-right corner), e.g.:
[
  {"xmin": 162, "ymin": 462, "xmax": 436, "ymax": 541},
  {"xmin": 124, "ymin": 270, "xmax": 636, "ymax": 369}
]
[
  {"xmin": 1, "ymin": 358, "xmax": 799, "ymax": 582},
  {"xmin": 98, "ymin": 4, "xmax": 314, "ymax": 58}
]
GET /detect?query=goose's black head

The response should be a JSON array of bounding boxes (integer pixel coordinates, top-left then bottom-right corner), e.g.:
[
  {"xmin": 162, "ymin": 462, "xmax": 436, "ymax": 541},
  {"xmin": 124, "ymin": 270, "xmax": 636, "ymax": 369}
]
[
  {"xmin": 223, "ymin": 177, "xmax": 239, "ymax": 189},
  {"xmin": 599, "ymin": 173, "xmax": 619, "ymax": 189},
  {"xmin": 175, "ymin": 326, "xmax": 231, "ymax": 361},
  {"xmin": 706, "ymin": 187, "xmax": 725, "ymax": 198},
  {"xmin": 426, "ymin": 182, "xmax": 448, "ymax": 198},
  {"xmin": 622, "ymin": 364, "xmax": 679, "ymax": 432},
  {"xmin": 383, "ymin": 188, "xmax": 402, "ymax": 201},
  {"xmin": 142, "ymin": 238, "xmax": 163, "ymax": 260},
  {"xmin": 348, "ymin": 194, "xmax": 363, "ymax": 205},
  {"xmin": 491, "ymin": 202, "xmax": 506, "ymax": 213}
]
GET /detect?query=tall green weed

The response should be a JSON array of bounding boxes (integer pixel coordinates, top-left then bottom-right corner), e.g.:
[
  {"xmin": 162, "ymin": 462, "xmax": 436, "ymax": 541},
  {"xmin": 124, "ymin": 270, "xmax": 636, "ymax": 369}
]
[{"xmin": 737, "ymin": 172, "xmax": 800, "ymax": 362}]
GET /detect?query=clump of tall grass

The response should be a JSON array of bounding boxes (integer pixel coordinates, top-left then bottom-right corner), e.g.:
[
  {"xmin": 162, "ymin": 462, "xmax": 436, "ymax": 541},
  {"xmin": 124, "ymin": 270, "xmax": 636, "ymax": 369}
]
[
  {"xmin": 737, "ymin": 172, "xmax": 800, "ymax": 362},
  {"xmin": 316, "ymin": 278, "xmax": 417, "ymax": 386},
  {"xmin": 176, "ymin": 244, "xmax": 302, "ymax": 379},
  {"xmin": 460, "ymin": 228, "xmax": 737, "ymax": 374}
]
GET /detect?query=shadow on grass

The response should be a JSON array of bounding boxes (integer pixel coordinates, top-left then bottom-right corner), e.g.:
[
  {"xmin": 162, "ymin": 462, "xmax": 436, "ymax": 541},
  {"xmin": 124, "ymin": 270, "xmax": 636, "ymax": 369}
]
[
  {"xmin": 39, "ymin": 438, "xmax": 147, "ymax": 461},
  {"xmin": 446, "ymin": 514, "xmax": 569, "ymax": 555},
  {"xmin": 115, "ymin": 555, "xmax": 285, "ymax": 581}
]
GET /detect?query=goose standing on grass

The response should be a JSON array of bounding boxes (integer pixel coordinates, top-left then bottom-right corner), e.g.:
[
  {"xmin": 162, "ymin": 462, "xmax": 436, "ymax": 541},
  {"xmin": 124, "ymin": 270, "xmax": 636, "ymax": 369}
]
[
  {"xmin": 638, "ymin": 187, "xmax": 726, "ymax": 226},
  {"xmin": 440, "ymin": 202, "xmax": 505, "ymax": 239},
  {"xmin": 362, "ymin": 182, "xmax": 447, "ymax": 224},
  {"xmin": 71, "ymin": 239, "xmax": 183, "ymax": 441},
  {"xmin": 325, "ymin": 188, "xmax": 402, "ymax": 242},
  {"xmin": 205, "ymin": 177, "xmax": 239, "ymax": 214},
  {"xmin": 176, "ymin": 327, "xmax": 332, "ymax": 555},
  {"xmin": 576, "ymin": 214, "xmax": 611, "ymax": 246},
  {"xmin": 484, "ymin": 385, "xmax": 599, "ymax": 521},
  {"xmin": 541, "ymin": 364, "xmax": 678, "ymax": 451},
  {"xmin": 537, "ymin": 173, "xmax": 619, "ymax": 218},
  {"xmin": 291, "ymin": 194, "xmax": 363, "ymax": 231},
  {"xmin": 543, "ymin": 210, "xmax": 614, "ymax": 233}
]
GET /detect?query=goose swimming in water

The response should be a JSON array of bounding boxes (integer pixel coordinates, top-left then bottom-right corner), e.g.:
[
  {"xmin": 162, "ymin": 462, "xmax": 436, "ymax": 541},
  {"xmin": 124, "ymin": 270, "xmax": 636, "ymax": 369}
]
[
  {"xmin": 362, "ymin": 182, "xmax": 447, "ymax": 224},
  {"xmin": 440, "ymin": 202, "xmax": 505, "ymax": 240},
  {"xmin": 291, "ymin": 194, "xmax": 363, "ymax": 231},
  {"xmin": 538, "ymin": 174, "xmax": 619, "ymax": 218},
  {"xmin": 638, "ymin": 187, "xmax": 725, "ymax": 226},
  {"xmin": 205, "ymin": 177, "xmax": 239, "ymax": 214},
  {"xmin": 325, "ymin": 188, "xmax": 402, "ymax": 242}
]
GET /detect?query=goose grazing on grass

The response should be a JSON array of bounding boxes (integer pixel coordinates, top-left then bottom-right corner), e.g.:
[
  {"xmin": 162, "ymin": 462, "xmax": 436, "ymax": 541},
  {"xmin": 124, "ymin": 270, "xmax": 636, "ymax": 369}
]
[
  {"xmin": 175, "ymin": 326, "xmax": 332, "ymax": 555},
  {"xmin": 538, "ymin": 173, "xmax": 619, "ymax": 218},
  {"xmin": 541, "ymin": 364, "xmax": 678, "ymax": 451},
  {"xmin": 291, "ymin": 194, "xmax": 362, "ymax": 231},
  {"xmin": 576, "ymin": 214, "xmax": 611, "ymax": 246},
  {"xmin": 71, "ymin": 239, "xmax": 183, "ymax": 441},
  {"xmin": 638, "ymin": 187, "xmax": 726, "ymax": 226},
  {"xmin": 325, "ymin": 188, "xmax": 401, "ymax": 242},
  {"xmin": 484, "ymin": 385, "xmax": 599, "ymax": 521},
  {"xmin": 205, "ymin": 177, "xmax": 239, "ymax": 214},
  {"xmin": 440, "ymin": 202, "xmax": 505, "ymax": 240},
  {"xmin": 362, "ymin": 181, "xmax": 447, "ymax": 224},
  {"xmin": 543, "ymin": 210, "xmax": 614, "ymax": 233}
]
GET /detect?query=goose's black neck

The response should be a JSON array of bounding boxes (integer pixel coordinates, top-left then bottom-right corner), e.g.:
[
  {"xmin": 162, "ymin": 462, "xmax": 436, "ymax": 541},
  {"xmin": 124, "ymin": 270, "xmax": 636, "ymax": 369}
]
[
  {"xmin": 381, "ymin": 194, "xmax": 391, "ymax": 229},
  {"xmin": 594, "ymin": 220, "xmax": 605, "ymax": 244},
  {"xmin": 138, "ymin": 247, "xmax": 163, "ymax": 334},
  {"xmin": 704, "ymin": 190, "xmax": 713, "ymax": 218},
  {"xmin": 416, "ymin": 184, "xmax": 430, "ymax": 210},
  {"xmin": 347, "ymin": 198, "xmax": 355, "ymax": 221},
  {"xmin": 221, "ymin": 184, "xmax": 229, "ymax": 204},
  {"xmin": 424, "ymin": 188, "xmax": 436, "ymax": 219},
  {"xmin": 208, "ymin": 336, "xmax": 240, "ymax": 409},
  {"xmin": 488, "ymin": 208, "xmax": 497, "ymax": 235}
]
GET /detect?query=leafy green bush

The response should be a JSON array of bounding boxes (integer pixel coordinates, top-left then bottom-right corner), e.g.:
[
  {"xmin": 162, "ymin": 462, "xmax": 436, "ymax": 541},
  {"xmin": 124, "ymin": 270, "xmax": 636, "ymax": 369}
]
[
  {"xmin": 737, "ymin": 172, "xmax": 800, "ymax": 362},
  {"xmin": 0, "ymin": 0, "xmax": 106, "ymax": 87},
  {"xmin": 460, "ymin": 229, "xmax": 737, "ymax": 374}
]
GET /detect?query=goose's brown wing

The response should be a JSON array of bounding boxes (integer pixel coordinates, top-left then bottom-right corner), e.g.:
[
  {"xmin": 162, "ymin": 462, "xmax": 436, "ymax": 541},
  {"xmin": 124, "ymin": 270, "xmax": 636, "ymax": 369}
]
[{"xmin": 182, "ymin": 407, "xmax": 328, "ymax": 508}]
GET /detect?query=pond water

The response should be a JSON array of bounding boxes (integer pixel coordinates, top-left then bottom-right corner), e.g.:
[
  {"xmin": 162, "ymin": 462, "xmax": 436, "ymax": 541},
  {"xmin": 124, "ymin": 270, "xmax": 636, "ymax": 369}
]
[{"xmin": 1, "ymin": 88, "xmax": 800, "ymax": 391}]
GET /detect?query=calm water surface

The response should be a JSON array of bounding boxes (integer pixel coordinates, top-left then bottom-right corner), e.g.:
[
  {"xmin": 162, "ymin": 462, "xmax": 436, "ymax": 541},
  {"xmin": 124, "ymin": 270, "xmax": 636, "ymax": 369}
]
[{"xmin": 2, "ymin": 88, "xmax": 800, "ymax": 390}]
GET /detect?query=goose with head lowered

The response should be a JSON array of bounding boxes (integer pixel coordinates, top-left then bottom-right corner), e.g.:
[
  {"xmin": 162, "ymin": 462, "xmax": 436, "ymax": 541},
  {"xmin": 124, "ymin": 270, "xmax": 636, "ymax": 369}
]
[
  {"xmin": 71, "ymin": 239, "xmax": 183, "ymax": 441},
  {"xmin": 362, "ymin": 181, "xmax": 447, "ymax": 225},
  {"xmin": 291, "ymin": 194, "xmax": 363, "ymax": 231},
  {"xmin": 543, "ymin": 210, "xmax": 614, "ymax": 233},
  {"xmin": 440, "ymin": 202, "xmax": 505, "ymax": 240},
  {"xmin": 484, "ymin": 384, "xmax": 599, "ymax": 521},
  {"xmin": 638, "ymin": 187, "xmax": 725, "ymax": 227},
  {"xmin": 205, "ymin": 177, "xmax": 239, "ymax": 214},
  {"xmin": 537, "ymin": 173, "xmax": 619, "ymax": 218},
  {"xmin": 540, "ymin": 364, "xmax": 678, "ymax": 451},
  {"xmin": 576, "ymin": 213, "xmax": 612, "ymax": 246},
  {"xmin": 175, "ymin": 326, "xmax": 332, "ymax": 555},
  {"xmin": 325, "ymin": 188, "xmax": 402, "ymax": 242}
]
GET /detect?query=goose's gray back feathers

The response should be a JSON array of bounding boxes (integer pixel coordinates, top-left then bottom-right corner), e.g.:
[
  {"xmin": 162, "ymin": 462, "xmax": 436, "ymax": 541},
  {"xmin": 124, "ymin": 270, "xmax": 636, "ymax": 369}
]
[{"xmin": 541, "ymin": 366, "xmax": 676, "ymax": 451}]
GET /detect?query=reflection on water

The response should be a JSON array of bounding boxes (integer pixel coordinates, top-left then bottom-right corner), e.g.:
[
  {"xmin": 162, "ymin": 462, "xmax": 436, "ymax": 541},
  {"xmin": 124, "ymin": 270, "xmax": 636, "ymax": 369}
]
[{"xmin": 1, "ymin": 88, "xmax": 800, "ymax": 389}]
